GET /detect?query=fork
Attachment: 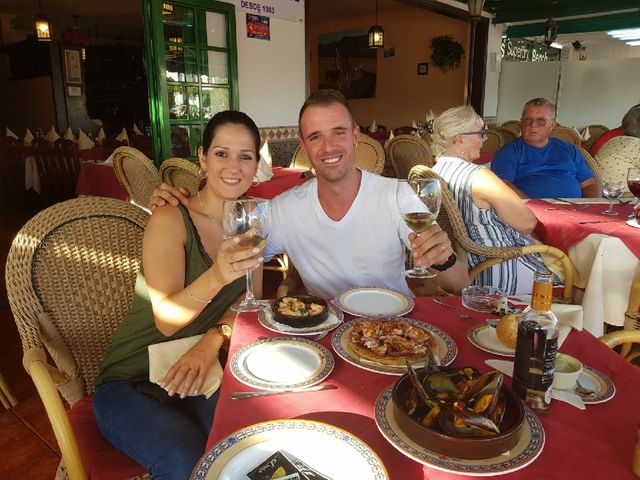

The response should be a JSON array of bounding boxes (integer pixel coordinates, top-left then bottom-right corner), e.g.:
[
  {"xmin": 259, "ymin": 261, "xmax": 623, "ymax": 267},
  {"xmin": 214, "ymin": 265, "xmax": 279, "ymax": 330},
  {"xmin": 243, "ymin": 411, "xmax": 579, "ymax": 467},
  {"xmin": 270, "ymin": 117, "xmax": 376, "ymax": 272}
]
[{"xmin": 432, "ymin": 297, "xmax": 472, "ymax": 318}]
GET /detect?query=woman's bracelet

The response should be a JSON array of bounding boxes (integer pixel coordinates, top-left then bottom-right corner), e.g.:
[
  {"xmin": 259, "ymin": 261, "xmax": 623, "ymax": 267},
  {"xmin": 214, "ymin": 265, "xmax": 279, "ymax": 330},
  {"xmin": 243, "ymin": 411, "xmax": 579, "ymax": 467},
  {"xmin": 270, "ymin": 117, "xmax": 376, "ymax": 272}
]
[{"xmin": 186, "ymin": 286, "xmax": 211, "ymax": 305}]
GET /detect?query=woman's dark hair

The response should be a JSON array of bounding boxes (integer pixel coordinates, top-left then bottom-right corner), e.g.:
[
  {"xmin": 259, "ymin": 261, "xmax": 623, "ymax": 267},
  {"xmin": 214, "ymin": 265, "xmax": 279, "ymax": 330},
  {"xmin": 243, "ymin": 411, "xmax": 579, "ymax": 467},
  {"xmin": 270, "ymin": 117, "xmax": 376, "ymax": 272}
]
[{"xmin": 202, "ymin": 110, "xmax": 261, "ymax": 157}]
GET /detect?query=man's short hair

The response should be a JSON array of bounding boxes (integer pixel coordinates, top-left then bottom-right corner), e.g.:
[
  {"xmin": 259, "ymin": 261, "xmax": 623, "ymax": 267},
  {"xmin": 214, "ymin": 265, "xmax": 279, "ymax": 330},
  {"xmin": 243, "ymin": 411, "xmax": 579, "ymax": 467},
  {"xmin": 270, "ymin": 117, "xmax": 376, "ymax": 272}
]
[
  {"xmin": 298, "ymin": 89, "xmax": 355, "ymax": 129},
  {"xmin": 622, "ymin": 104, "xmax": 640, "ymax": 138},
  {"xmin": 522, "ymin": 98, "xmax": 556, "ymax": 119}
]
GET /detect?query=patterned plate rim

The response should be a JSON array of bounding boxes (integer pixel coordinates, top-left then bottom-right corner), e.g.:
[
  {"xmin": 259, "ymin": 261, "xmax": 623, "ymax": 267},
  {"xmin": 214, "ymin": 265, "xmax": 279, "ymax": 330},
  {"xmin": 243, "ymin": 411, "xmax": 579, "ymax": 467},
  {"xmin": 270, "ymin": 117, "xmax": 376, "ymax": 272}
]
[
  {"xmin": 330, "ymin": 317, "xmax": 458, "ymax": 376},
  {"xmin": 191, "ymin": 419, "xmax": 389, "ymax": 480},
  {"xmin": 467, "ymin": 324, "xmax": 515, "ymax": 358},
  {"xmin": 333, "ymin": 286, "xmax": 415, "ymax": 318},
  {"xmin": 230, "ymin": 337, "xmax": 334, "ymax": 391},
  {"xmin": 374, "ymin": 387, "xmax": 545, "ymax": 476},
  {"xmin": 258, "ymin": 303, "xmax": 344, "ymax": 336},
  {"xmin": 626, "ymin": 218, "xmax": 640, "ymax": 229},
  {"xmin": 580, "ymin": 365, "xmax": 616, "ymax": 404}
]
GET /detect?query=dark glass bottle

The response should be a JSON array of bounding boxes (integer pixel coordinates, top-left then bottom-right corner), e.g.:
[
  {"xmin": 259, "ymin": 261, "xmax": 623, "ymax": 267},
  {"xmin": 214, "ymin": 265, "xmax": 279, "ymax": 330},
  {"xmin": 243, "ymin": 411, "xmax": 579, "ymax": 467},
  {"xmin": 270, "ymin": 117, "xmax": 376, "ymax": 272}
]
[{"xmin": 512, "ymin": 270, "xmax": 558, "ymax": 413}]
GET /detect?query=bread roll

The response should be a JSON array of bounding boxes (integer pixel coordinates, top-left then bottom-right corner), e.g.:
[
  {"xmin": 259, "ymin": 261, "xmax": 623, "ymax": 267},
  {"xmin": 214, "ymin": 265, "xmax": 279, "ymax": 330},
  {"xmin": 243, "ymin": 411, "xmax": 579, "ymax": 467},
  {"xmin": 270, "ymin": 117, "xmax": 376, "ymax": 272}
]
[{"xmin": 496, "ymin": 314, "xmax": 519, "ymax": 349}]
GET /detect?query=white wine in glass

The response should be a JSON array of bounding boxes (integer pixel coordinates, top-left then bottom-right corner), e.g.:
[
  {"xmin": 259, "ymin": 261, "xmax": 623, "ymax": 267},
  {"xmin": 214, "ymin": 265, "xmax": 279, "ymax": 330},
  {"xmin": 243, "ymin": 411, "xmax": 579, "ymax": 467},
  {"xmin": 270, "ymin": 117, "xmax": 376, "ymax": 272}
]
[
  {"xmin": 222, "ymin": 197, "xmax": 270, "ymax": 312},
  {"xmin": 397, "ymin": 178, "xmax": 441, "ymax": 278}
]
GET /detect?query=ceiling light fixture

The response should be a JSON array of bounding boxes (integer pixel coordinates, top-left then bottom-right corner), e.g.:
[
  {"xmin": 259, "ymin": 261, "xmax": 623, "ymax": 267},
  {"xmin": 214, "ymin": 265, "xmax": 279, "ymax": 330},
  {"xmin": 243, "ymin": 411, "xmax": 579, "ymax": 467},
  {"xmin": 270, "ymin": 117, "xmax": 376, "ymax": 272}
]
[
  {"xmin": 34, "ymin": 0, "xmax": 51, "ymax": 42},
  {"xmin": 162, "ymin": 3, "xmax": 174, "ymax": 15},
  {"xmin": 544, "ymin": 18, "xmax": 558, "ymax": 47},
  {"xmin": 368, "ymin": 0, "xmax": 384, "ymax": 49}
]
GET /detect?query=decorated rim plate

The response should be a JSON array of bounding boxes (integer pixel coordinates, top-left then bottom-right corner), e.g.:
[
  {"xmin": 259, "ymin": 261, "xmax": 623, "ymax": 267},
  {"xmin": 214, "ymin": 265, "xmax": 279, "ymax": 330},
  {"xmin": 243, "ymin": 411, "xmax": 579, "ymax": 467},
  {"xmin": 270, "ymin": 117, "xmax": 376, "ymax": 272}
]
[
  {"xmin": 192, "ymin": 419, "xmax": 388, "ymax": 480},
  {"xmin": 333, "ymin": 287, "xmax": 414, "ymax": 317},
  {"xmin": 579, "ymin": 365, "xmax": 616, "ymax": 404},
  {"xmin": 258, "ymin": 303, "xmax": 344, "ymax": 336},
  {"xmin": 230, "ymin": 337, "xmax": 334, "ymax": 391},
  {"xmin": 374, "ymin": 387, "xmax": 544, "ymax": 476},
  {"xmin": 626, "ymin": 218, "xmax": 640, "ymax": 229},
  {"xmin": 467, "ymin": 324, "xmax": 515, "ymax": 357},
  {"xmin": 331, "ymin": 317, "xmax": 457, "ymax": 375}
]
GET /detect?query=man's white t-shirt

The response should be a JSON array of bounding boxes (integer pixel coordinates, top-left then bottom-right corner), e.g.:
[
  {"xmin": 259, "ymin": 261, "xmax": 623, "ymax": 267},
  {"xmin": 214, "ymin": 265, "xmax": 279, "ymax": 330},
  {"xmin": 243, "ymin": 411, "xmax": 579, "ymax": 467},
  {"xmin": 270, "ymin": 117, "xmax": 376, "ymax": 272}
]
[{"xmin": 264, "ymin": 170, "xmax": 417, "ymax": 298}]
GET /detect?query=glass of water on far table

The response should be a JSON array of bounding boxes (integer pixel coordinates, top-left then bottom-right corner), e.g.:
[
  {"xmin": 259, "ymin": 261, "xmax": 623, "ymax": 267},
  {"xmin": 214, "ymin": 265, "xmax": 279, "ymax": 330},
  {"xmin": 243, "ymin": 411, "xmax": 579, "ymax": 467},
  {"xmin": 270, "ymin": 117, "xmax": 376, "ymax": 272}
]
[
  {"xmin": 397, "ymin": 178, "xmax": 442, "ymax": 278},
  {"xmin": 602, "ymin": 181, "xmax": 625, "ymax": 216}
]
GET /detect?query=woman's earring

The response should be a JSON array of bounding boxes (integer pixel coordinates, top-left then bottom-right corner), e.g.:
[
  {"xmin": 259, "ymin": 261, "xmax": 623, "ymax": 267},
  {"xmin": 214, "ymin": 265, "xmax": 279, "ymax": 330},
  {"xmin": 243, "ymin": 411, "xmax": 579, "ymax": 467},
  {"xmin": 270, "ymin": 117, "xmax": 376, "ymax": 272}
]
[{"xmin": 198, "ymin": 167, "xmax": 207, "ymax": 179}]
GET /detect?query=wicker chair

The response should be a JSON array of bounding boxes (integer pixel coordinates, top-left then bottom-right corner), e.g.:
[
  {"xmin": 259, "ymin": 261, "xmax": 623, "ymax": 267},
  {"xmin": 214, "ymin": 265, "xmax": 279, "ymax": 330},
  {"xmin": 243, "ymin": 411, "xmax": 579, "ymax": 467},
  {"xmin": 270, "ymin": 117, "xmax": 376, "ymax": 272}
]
[
  {"xmin": 5, "ymin": 197, "xmax": 150, "ymax": 480},
  {"xmin": 385, "ymin": 134, "xmax": 433, "ymax": 178},
  {"xmin": 496, "ymin": 127, "xmax": 517, "ymax": 145},
  {"xmin": 160, "ymin": 157, "xmax": 202, "ymax": 195},
  {"xmin": 113, "ymin": 146, "xmax": 162, "ymax": 211},
  {"xmin": 392, "ymin": 126, "xmax": 417, "ymax": 136},
  {"xmin": 581, "ymin": 124, "xmax": 609, "ymax": 152},
  {"xmin": 576, "ymin": 145, "xmax": 604, "ymax": 185},
  {"xmin": 551, "ymin": 126, "xmax": 582, "ymax": 146},
  {"xmin": 408, "ymin": 165, "xmax": 574, "ymax": 301},
  {"xmin": 481, "ymin": 129, "xmax": 504, "ymax": 154},
  {"xmin": 500, "ymin": 120, "xmax": 521, "ymax": 136},
  {"xmin": 290, "ymin": 133, "xmax": 385, "ymax": 174},
  {"xmin": 0, "ymin": 371, "xmax": 18, "ymax": 408}
]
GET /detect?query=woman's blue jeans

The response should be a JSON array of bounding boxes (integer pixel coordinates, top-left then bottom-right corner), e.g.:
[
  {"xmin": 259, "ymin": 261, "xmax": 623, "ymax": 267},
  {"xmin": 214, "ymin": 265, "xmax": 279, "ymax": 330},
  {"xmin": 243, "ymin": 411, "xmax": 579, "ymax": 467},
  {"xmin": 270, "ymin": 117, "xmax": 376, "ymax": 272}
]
[{"xmin": 93, "ymin": 380, "xmax": 219, "ymax": 480}]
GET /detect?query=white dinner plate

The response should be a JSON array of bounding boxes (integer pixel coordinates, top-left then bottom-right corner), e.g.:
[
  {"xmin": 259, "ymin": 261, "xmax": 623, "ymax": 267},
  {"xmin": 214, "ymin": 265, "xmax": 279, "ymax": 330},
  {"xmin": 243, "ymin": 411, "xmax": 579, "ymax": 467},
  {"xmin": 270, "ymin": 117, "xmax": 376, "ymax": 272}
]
[
  {"xmin": 191, "ymin": 419, "xmax": 388, "ymax": 480},
  {"xmin": 331, "ymin": 317, "xmax": 457, "ymax": 375},
  {"xmin": 230, "ymin": 337, "xmax": 334, "ymax": 390},
  {"xmin": 578, "ymin": 365, "xmax": 616, "ymax": 404},
  {"xmin": 374, "ymin": 387, "xmax": 545, "ymax": 476},
  {"xmin": 333, "ymin": 287, "xmax": 414, "ymax": 317},
  {"xmin": 467, "ymin": 324, "xmax": 515, "ymax": 357},
  {"xmin": 258, "ymin": 303, "xmax": 344, "ymax": 336},
  {"xmin": 626, "ymin": 218, "xmax": 640, "ymax": 229}
]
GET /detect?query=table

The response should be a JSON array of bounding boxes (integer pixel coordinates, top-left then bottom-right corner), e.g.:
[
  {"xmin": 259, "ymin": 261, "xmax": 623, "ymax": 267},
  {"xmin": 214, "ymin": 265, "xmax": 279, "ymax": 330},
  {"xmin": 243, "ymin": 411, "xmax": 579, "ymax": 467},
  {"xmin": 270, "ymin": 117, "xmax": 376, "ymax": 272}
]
[
  {"xmin": 528, "ymin": 199, "xmax": 640, "ymax": 335},
  {"xmin": 75, "ymin": 163, "xmax": 128, "ymax": 201},
  {"xmin": 202, "ymin": 297, "xmax": 640, "ymax": 479},
  {"xmin": 246, "ymin": 167, "xmax": 307, "ymax": 199}
]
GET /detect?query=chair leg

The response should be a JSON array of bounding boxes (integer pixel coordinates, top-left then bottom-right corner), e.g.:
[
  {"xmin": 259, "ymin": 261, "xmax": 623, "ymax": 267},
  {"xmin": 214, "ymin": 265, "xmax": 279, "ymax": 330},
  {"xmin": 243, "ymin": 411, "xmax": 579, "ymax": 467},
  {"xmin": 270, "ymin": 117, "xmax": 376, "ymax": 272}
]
[{"xmin": 0, "ymin": 372, "xmax": 18, "ymax": 408}]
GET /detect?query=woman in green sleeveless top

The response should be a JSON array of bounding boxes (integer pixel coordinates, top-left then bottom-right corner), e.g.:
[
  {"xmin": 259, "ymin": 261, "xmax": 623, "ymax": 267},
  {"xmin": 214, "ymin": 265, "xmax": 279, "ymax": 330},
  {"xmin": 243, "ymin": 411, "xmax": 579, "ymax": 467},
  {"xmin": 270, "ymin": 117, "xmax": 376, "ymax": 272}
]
[{"xmin": 93, "ymin": 111, "xmax": 265, "ymax": 479}]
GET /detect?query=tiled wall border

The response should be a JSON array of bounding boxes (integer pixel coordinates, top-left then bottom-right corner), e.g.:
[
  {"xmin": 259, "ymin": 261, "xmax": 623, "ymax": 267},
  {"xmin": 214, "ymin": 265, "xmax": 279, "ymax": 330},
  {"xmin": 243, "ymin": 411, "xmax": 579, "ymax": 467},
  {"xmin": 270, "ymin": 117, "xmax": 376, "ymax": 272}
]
[{"xmin": 259, "ymin": 126, "xmax": 299, "ymax": 142}]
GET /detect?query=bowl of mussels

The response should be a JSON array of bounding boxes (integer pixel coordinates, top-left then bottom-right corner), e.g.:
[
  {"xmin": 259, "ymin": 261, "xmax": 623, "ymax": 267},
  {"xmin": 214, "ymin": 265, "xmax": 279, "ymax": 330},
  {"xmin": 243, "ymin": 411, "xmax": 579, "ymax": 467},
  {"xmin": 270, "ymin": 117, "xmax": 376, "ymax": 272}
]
[{"xmin": 392, "ymin": 364, "xmax": 525, "ymax": 459}]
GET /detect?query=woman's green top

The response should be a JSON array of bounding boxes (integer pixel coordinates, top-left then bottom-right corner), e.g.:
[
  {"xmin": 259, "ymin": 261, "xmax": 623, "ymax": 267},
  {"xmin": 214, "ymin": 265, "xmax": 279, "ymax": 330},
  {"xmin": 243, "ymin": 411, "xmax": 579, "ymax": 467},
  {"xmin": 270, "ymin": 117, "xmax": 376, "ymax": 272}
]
[{"xmin": 96, "ymin": 205, "xmax": 244, "ymax": 385}]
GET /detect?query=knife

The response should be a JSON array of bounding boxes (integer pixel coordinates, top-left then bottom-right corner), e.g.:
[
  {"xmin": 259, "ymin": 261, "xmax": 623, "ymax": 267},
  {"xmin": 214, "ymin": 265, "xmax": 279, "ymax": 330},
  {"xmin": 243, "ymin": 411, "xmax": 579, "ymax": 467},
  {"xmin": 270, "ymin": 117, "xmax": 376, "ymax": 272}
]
[
  {"xmin": 577, "ymin": 220, "xmax": 617, "ymax": 225},
  {"xmin": 485, "ymin": 359, "xmax": 585, "ymax": 410},
  {"xmin": 230, "ymin": 384, "xmax": 337, "ymax": 399}
]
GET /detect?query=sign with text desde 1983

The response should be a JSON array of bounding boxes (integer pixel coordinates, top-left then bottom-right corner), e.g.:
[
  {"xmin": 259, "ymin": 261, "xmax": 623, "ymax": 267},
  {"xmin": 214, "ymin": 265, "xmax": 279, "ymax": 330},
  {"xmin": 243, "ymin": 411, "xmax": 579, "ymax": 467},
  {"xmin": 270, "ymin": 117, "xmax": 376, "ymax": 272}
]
[
  {"xmin": 227, "ymin": 0, "xmax": 304, "ymax": 23},
  {"xmin": 500, "ymin": 37, "xmax": 561, "ymax": 62},
  {"xmin": 246, "ymin": 14, "xmax": 270, "ymax": 40}
]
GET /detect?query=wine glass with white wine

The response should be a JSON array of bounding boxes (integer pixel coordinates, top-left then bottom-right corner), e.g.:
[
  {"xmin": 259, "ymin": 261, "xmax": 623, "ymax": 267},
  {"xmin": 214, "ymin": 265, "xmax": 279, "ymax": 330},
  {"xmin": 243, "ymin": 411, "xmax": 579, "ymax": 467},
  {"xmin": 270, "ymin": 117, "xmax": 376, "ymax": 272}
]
[
  {"xmin": 222, "ymin": 197, "xmax": 270, "ymax": 312},
  {"xmin": 396, "ymin": 178, "xmax": 442, "ymax": 278}
]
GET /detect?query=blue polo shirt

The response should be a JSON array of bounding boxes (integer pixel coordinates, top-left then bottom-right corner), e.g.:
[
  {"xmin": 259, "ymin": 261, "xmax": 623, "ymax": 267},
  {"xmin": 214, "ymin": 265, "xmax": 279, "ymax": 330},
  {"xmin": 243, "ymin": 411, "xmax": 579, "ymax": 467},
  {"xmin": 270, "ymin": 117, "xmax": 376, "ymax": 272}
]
[{"xmin": 491, "ymin": 137, "xmax": 594, "ymax": 198}]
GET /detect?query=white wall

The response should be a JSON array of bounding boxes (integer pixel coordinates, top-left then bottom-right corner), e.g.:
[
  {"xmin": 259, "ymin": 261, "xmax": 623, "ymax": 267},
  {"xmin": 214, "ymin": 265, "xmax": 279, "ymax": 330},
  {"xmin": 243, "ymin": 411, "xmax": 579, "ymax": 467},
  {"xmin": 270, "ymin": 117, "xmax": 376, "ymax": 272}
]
[
  {"xmin": 483, "ymin": 23, "xmax": 506, "ymax": 117},
  {"xmin": 235, "ymin": 13, "xmax": 306, "ymax": 127}
]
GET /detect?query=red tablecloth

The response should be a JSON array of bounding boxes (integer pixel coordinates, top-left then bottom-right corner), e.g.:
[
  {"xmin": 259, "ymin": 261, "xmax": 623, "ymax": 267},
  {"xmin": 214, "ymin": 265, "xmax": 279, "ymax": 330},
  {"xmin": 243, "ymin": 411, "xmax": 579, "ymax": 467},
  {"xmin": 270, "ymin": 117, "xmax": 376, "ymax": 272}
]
[
  {"xmin": 246, "ymin": 167, "xmax": 307, "ymax": 199},
  {"xmin": 75, "ymin": 163, "xmax": 128, "ymax": 201},
  {"xmin": 528, "ymin": 199, "xmax": 640, "ymax": 259},
  {"xmin": 204, "ymin": 297, "xmax": 640, "ymax": 479},
  {"xmin": 79, "ymin": 146, "xmax": 116, "ymax": 162}
]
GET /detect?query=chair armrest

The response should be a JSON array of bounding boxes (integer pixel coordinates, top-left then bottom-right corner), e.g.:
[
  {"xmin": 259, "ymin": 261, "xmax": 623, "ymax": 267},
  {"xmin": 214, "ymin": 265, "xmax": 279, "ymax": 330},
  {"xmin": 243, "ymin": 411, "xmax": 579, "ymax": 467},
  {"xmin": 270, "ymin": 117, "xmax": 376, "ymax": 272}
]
[
  {"xmin": 599, "ymin": 330, "xmax": 640, "ymax": 350},
  {"xmin": 25, "ymin": 352, "xmax": 88, "ymax": 480}
]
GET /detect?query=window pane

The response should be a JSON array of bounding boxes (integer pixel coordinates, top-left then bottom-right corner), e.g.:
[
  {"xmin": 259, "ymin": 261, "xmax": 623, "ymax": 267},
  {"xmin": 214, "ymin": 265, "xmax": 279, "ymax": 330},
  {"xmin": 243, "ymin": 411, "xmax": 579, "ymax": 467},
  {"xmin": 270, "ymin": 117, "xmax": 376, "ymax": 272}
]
[
  {"xmin": 167, "ymin": 85, "xmax": 187, "ymax": 119},
  {"xmin": 187, "ymin": 86, "xmax": 200, "ymax": 120},
  {"xmin": 201, "ymin": 87, "xmax": 229, "ymax": 119},
  {"xmin": 165, "ymin": 46, "xmax": 197, "ymax": 83},
  {"xmin": 189, "ymin": 125, "xmax": 202, "ymax": 156},
  {"xmin": 171, "ymin": 125, "xmax": 191, "ymax": 157},
  {"xmin": 205, "ymin": 12, "xmax": 226, "ymax": 47},
  {"xmin": 163, "ymin": 4, "xmax": 195, "ymax": 45},
  {"xmin": 200, "ymin": 50, "xmax": 228, "ymax": 84}
]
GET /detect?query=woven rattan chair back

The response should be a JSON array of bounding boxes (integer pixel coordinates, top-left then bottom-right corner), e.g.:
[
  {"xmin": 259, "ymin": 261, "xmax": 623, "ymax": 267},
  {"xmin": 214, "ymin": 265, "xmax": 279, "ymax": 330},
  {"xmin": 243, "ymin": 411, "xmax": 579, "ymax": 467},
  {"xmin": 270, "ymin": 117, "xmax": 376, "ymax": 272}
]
[
  {"xmin": 551, "ymin": 126, "xmax": 582, "ymax": 146},
  {"xmin": 581, "ymin": 124, "xmax": 609, "ymax": 152},
  {"xmin": 408, "ymin": 165, "xmax": 574, "ymax": 301},
  {"xmin": 386, "ymin": 134, "xmax": 433, "ymax": 178},
  {"xmin": 500, "ymin": 120, "xmax": 521, "ymax": 134},
  {"xmin": 113, "ymin": 146, "xmax": 161, "ymax": 210},
  {"xmin": 496, "ymin": 127, "xmax": 517, "ymax": 144},
  {"xmin": 160, "ymin": 157, "xmax": 202, "ymax": 195},
  {"xmin": 393, "ymin": 126, "xmax": 417, "ymax": 136},
  {"xmin": 481, "ymin": 129, "xmax": 504, "ymax": 154},
  {"xmin": 576, "ymin": 145, "xmax": 604, "ymax": 185},
  {"xmin": 291, "ymin": 133, "xmax": 385, "ymax": 174}
]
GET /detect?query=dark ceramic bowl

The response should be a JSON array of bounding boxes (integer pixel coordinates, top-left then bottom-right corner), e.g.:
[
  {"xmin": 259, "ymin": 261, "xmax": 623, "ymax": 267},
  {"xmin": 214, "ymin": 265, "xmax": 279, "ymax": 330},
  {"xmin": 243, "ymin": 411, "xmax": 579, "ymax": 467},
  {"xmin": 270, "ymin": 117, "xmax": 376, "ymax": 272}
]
[
  {"xmin": 391, "ymin": 367, "xmax": 525, "ymax": 459},
  {"xmin": 271, "ymin": 295, "xmax": 329, "ymax": 328}
]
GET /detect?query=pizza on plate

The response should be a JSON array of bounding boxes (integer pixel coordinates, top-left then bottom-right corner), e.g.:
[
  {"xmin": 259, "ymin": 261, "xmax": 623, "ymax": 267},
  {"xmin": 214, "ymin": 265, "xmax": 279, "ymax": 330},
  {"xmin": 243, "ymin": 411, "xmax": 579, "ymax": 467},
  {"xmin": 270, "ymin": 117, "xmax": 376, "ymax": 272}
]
[{"xmin": 349, "ymin": 318, "xmax": 437, "ymax": 366}]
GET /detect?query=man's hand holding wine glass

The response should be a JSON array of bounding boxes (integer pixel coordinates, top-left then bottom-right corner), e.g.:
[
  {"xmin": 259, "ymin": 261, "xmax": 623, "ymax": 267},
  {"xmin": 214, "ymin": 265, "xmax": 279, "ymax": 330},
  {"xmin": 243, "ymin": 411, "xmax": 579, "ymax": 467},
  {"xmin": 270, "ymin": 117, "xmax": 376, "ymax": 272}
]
[{"xmin": 408, "ymin": 225, "xmax": 454, "ymax": 269}]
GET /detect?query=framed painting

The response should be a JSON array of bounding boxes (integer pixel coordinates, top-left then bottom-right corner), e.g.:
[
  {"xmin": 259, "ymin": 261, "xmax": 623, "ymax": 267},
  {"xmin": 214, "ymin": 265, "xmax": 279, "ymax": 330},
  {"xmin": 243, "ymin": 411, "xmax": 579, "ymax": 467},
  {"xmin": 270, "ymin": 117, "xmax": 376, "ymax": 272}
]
[
  {"xmin": 318, "ymin": 28, "xmax": 376, "ymax": 99},
  {"xmin": 64, "ymin": 49, "xmax": 82, "ymax": 85}
]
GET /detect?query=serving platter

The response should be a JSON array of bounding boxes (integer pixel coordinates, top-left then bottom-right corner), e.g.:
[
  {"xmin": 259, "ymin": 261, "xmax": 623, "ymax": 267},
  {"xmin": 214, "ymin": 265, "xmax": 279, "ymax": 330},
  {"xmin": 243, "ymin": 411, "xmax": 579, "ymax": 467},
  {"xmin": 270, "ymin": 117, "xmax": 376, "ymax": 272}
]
[
  {"xmin": 230, "ymin": 337, "xmax": 334, "ymax": 391},
  {"xmin": 333, "ymin": 287, "xmax": 414, "ymax": 317},
  {"xmin": 331, "ymin": 317, "xmax": 457, "ymax": 375},
  {"xmin": 192, "ymin": 419, "xmax": 388, "ymax": 480},
  {"xmin": 467, "ymin": 323, "xmax": 515, "ymax": 357},
  {"xmin": 258, "ymin": 303, "xmax": 344, "ymax": 336},
  {"xmin": 374, "ymin": 387, "xmax": 545, "ymax": 476}
]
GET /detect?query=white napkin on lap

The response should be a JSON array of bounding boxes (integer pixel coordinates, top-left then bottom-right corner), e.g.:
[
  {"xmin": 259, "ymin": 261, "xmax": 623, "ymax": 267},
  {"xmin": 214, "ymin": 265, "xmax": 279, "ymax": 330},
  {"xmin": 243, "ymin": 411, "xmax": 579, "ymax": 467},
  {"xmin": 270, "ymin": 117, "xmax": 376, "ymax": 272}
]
[
  {"xmin": 115, "ymin": 127, "xmax": 129, "ymax": 143},
  {"xmin": 148, "ymin": 334, "xmax": 222, "ymax": 399},
  {"xmin": 132, "ymin": 123, "xmax": 143, "ymax": 135},
  {"xmin": 64, "ymin": 127, "xmax": 76, "ymax": 142},
  {"xmin": 78, "ymin": 129, "xmax": 95, "ymax": 150},
  {"xmin": 255, "ymin": 140, "xmax": 274, "ymax": 182},
  {"xmin": 45, "ymin": 126, "xmax": 60, "ymax": 143},
  {"xmin": 5, "ymin": 127, "xmax": 18, "ymax": 139},
  {"xmin": 23, "ymin": 128, "xmax": 34, "ymax": 146},
  {"xmin": 368, "ymin": 120, "xmax": 377, "ymax": 133},
  {"xmin": 96, "ymin": 128, "xmax": 106, "ymax": 145}
]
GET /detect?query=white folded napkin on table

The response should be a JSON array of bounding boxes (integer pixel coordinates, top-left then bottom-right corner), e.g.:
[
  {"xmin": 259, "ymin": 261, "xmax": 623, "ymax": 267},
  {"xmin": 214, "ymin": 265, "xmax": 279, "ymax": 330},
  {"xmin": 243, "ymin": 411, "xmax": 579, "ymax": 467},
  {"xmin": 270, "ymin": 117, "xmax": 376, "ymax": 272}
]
[
  {"xmin": 102, "ymin": 152, "xmax": 115, "ymax": 165},
  {"xmin": 45, "ymin": 126, "xmax": 60, "ymax": 143},
  {"xmin": 78, "ymin": 129, "xmax": 95, "ymax": 150},
  {"xmin": 148, "ymin": 334, "xmax": 222, "ymax": 399},
  {"xmin": 115, "ymin": 127, "xmax": 129, "ymax": 143},
  {"xmin": 64, "ymin": 127, "xmax": 76, "ymax": 142},
  {"xmin": 368, "ymin": 120, "xmax": 377, "ymax": 133},
  {"xmin": 255, "ymin": 140, "xmax": 274, "ymax": 182},
  {"xmin": 580, "ymin": 126, "xmax": 591, "ymax": 141},
  {"xmin": 388, "ymin": 130, "xmax": 395, "ymax": 141},
  {"xmin": 132, "ymin": 123, "xmax": 143, "ymax": 135},
  {"xmin": 96, "ymin": 128, "xmax": 106, "ymax": 145},
  {"xmin": 510, "ymin": 297, "xmax": 583, "ymax": 348},
  {"xmin": 412, "ymin": 120, "xmax": 418, "ymax": 129},
  {"xmin": 5, "ymin": 127, "xmax": 18, "ymax": 139},
  {"xmin": 23, "ymin": 128, "xmax": 34, "ymax": 146}
]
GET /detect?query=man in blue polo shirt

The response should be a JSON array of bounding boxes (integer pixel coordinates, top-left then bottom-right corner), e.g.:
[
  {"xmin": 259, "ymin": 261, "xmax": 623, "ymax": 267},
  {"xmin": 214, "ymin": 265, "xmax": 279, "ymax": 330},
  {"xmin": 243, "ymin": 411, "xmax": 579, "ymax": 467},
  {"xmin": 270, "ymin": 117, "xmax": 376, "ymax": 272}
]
[{"xmin": 492, "ymin": 98, "xmax": 599, "ymax": 198}]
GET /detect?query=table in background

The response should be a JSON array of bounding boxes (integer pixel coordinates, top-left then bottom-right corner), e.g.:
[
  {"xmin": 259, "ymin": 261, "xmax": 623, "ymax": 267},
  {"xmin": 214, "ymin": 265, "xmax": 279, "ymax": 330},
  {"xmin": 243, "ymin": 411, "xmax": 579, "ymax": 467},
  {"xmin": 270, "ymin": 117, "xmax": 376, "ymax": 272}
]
[
  {"xmin": 528, "ymin": 199, "xmax": 639, "ymax": 336},
  {"xmin": 203, "ymin": 296, "xmax": 640, "ymax": 479},
  {"xmin": 246, "ymin": 167, "xmax": 307, "ymax": 199},
  {"xmin": 75, "ymin": 163, "xmax": 128, "ymax": 201}
]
